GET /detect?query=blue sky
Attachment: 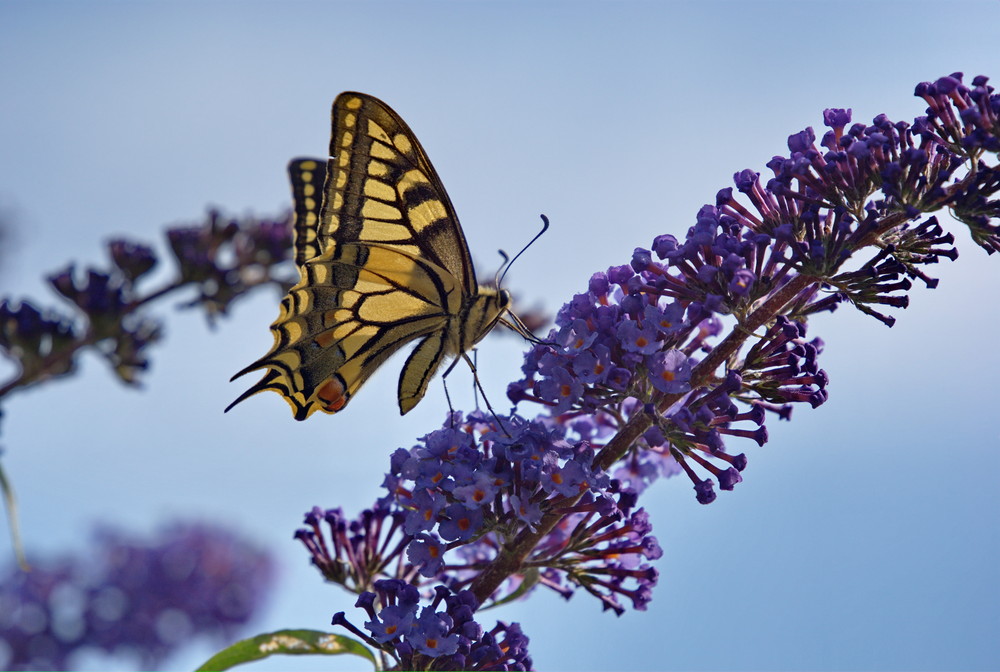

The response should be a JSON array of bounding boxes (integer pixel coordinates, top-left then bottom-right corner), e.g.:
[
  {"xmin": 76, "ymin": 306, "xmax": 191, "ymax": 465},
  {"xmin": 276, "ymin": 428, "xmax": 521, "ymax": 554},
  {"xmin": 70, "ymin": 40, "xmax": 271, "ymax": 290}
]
[{"xmin": 1, "ymin": 1, "xmax": 998, "ymax": 670}]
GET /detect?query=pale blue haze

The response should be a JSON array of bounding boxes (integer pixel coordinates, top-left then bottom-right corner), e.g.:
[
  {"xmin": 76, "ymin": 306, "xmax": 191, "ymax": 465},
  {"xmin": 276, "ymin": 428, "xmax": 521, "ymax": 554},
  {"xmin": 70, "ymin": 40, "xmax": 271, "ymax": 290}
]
[{"xmin": 1, "ymin": 1, "xmax": 998, "ymax": 670}]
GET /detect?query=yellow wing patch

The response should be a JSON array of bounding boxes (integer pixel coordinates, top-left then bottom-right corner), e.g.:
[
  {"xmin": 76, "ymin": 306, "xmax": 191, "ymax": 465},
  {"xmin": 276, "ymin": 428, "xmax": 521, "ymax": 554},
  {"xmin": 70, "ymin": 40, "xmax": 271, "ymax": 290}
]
[{"xmin": 227, "ymin": 92, "xmax": 512, "ymax": 419}]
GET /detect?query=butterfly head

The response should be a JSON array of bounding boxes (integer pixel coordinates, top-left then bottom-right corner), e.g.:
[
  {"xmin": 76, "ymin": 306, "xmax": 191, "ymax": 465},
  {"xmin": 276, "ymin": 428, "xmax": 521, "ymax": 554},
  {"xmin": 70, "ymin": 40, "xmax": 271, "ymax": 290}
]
[{"xmin": 490, "ymin": 287, "xmax": 513, "ymax": 325}]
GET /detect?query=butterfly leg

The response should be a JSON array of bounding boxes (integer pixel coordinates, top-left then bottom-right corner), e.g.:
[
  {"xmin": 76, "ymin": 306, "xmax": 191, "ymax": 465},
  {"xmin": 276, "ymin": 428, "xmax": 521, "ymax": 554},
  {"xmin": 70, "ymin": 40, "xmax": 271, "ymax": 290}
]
[
  {"xmin": 472, "ymin": 349, "xmax": 481, "ymax": 412},
  {"xmin": 458, "ymin": 352, "xmax": 509, "ymax": 435},
  {"xmin": 442, "ymin": 375, "xmax": 457, "ymax": 427}
]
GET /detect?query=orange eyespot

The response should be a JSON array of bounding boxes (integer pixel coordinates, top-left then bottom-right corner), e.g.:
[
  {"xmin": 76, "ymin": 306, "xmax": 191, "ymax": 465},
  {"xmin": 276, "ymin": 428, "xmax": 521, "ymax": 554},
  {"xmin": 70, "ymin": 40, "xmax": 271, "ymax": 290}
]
[{"xmin": 318, "ymin": 378, "xmax": 347, "ymax": 412}]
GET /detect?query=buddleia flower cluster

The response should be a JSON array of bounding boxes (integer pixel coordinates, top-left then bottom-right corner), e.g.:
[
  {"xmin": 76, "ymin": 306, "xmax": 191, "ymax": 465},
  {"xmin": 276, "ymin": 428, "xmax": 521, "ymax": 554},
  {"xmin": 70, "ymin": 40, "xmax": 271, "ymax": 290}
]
[
  {"xmin": 0, "ymin": 210, "xmax": 293, "ymax": 405},
  {"xmin": 333, "ymin": 582, "xmax": 531, "ymax": 670},
  {"xmin": 508, "ymin": 72, "xmax": 998, "ymax": 505},
  {"xmin": 0, "ymin": 522, "xmax": 273, "ymax": 671},
  {"xmin": 297, "ymin": 73, "xmax": 998, "ymax": 670},
  {"xmin": 295, "ymin": 411, "xmax": 660, "ymax": 668}
]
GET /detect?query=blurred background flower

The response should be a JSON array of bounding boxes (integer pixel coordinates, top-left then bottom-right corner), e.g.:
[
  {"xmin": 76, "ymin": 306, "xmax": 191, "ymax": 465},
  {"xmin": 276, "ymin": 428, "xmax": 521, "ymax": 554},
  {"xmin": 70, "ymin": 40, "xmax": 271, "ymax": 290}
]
[{"xmin": 0, "ymin": 522, "xmax": 273, "ymax": 671}]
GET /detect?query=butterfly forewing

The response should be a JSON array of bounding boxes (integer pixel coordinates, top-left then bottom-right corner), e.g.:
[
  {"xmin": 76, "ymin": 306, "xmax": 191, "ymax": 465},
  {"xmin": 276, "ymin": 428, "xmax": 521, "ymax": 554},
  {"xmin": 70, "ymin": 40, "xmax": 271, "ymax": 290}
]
[
  {"xmin": 322, "ymin": 93, "xmax": 478, "ymax": 291},
  {"xmin": 227, "ymin": 92, "xmax": 510, "ymax": 420}
]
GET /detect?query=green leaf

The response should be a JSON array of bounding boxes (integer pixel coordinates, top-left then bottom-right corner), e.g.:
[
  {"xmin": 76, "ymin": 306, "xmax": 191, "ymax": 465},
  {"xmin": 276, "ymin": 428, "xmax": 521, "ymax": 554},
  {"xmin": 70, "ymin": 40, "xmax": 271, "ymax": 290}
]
[{"xmin": 195, "ymin": 629, "xmax": 378, "ymax": 671}]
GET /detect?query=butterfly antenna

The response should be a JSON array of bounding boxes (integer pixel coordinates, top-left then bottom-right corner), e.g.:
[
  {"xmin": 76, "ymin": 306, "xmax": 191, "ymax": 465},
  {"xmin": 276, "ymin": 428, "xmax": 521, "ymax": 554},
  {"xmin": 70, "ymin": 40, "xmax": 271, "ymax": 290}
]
[
  {"xmin": 493, "ymin": 249, "xmax": 510, "ymax": 289},
  {"xmin": 497, "ymin": 214, "xmax": 549, "ymax": 288}
]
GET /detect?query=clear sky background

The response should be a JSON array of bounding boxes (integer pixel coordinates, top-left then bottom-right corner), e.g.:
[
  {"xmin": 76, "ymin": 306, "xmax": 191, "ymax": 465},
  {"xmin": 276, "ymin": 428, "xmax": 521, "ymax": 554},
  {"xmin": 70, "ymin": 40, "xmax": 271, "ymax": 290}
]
[{"xmin": 1, "ymin": 1, "xmax": 998, "ymax": 670}]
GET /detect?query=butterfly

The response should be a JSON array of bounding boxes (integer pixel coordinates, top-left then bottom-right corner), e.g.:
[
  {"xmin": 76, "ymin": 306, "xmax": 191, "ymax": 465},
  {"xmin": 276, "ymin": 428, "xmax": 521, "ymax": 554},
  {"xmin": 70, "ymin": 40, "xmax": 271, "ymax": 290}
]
[{"xmin": 226, "ymin": 92, "xmax": 516, "ymax": 420}]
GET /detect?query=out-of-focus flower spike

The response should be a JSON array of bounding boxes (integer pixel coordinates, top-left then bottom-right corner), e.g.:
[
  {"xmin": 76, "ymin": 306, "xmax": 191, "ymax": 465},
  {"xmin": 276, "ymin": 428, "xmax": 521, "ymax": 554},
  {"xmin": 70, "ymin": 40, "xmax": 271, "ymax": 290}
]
[{"xmin": 108, "ymin": 239, "xmax": 157, "ymax": 284}]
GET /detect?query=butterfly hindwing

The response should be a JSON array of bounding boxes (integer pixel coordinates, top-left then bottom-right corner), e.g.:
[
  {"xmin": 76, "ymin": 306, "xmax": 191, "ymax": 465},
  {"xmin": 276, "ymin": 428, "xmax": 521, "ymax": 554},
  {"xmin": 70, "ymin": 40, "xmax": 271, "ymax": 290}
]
[
  {"xmin": 227, "ymin": 93, "xmax": 511, "ymax": 420},
  {"xmin": 398, "ymin": 330, "xmax": 449, "ymax": 415},
  {"xmin": 288, "ymin": 158, "xmax": 328, "ymax": 267}
]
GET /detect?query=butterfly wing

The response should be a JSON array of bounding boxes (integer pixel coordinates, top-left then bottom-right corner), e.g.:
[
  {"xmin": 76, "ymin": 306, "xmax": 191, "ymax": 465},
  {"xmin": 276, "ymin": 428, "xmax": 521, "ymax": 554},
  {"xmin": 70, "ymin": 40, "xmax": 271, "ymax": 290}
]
[
  {"xmin": 318, "ymin": 92, "xmax": 478, "ymax": 290},
  {"xmin": 287, "ymin": 157, "xmax": 327, "ymax": 267},
  {"xmin": 228, "ymin": 92, "xmax": 484, "ymax": 419}
]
